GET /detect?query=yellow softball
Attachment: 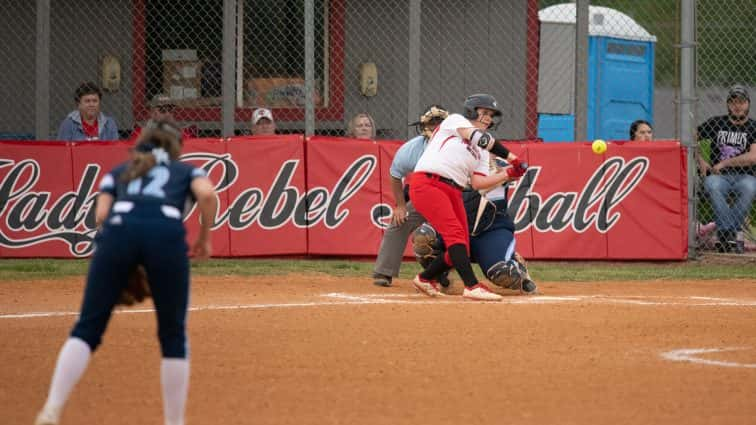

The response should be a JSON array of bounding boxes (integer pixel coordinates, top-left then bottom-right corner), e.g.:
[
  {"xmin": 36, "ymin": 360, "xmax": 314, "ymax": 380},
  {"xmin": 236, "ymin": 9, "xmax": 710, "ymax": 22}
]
[{"xmin": 592, "ymin": 139, "xmax": 607, "ymax": 154}]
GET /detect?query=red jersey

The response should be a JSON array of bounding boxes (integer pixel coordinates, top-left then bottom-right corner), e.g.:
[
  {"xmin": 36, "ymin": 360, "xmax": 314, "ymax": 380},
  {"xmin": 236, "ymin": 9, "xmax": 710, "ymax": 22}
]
[{"xmin": 81, "ymin": 119, "xmax": 99, "ymax": 140}]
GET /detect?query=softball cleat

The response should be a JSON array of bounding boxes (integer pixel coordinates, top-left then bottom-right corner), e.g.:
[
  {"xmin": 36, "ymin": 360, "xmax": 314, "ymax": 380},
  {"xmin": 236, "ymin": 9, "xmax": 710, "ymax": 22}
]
[
  {"xmin": 412, "ymin": 274, "xmax": 444, "ymax": 297},
  {"xmin": 463, "ymin": 283, "xmax": 503, "ymax": 301}
]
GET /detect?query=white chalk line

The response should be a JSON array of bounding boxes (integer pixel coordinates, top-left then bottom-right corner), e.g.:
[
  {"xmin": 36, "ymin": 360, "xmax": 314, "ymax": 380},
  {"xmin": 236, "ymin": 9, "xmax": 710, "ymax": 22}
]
[
  {"xmin": 661, "ymin": 347, "xmax": 756, "ymax": 369},
  {"xmin": 3, "ymin": 293, "xmax": 756, "ymax": 320}
]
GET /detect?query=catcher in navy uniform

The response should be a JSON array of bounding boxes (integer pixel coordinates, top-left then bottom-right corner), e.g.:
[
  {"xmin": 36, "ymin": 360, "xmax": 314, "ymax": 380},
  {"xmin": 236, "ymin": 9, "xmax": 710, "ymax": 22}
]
[
  {"xmin": 412, "ymin": 158, "xmax": 537, "ymax": 294},
  {"xmin": 35, "ymin": 120, "xmax": 217, "ymax": 425}
]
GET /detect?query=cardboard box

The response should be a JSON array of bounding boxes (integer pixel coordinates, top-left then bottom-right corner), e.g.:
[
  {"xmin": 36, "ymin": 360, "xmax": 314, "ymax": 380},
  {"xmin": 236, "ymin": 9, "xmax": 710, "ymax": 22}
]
[
  {"xmin": 162, "ymin": 49, "xmax": 201, "ymax": 101},
  {"xmin": 245, "ymin": 77, "xmax": 322, "ymax": 108},
  {"xmin": 162, "ymin": 49, "xmax": 197, "ymax": 62}
]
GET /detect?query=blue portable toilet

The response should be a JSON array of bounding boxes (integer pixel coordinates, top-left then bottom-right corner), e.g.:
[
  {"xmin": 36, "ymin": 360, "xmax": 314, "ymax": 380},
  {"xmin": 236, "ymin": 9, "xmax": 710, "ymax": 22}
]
[{"xmin": 536, "ymin": 4, "xmax": 656, "ymax": 142}]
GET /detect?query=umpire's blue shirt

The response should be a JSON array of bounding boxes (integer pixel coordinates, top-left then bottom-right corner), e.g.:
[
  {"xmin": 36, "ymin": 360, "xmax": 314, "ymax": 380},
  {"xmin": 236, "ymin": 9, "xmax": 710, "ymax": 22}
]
[{"xmin": 390, "ymin": 135, "xmax": 428, "ymax": 179}]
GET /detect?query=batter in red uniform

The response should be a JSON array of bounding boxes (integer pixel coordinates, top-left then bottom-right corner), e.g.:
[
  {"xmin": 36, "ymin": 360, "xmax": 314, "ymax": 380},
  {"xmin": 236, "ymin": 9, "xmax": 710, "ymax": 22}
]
[{"xmin": 409, "ymin": 94, "xmax": 525, "ymax": 301}]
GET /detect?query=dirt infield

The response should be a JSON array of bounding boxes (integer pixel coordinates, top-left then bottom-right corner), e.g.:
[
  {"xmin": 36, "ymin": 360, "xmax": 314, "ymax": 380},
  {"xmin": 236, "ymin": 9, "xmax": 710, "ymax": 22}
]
[{"xmin": 2, "ymin": 274, "xmax": 756, "ymax": 425}]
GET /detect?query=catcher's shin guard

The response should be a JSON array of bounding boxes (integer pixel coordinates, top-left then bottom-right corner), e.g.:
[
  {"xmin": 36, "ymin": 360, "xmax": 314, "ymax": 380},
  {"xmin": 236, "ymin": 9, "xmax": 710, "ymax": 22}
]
[
  {"xmin": 486, "ymin": 259, "xmax": 524, "ymax": 290},
  {"xmin": 512, "ymin": 252, "xmax": 533, "ymax": 282}
]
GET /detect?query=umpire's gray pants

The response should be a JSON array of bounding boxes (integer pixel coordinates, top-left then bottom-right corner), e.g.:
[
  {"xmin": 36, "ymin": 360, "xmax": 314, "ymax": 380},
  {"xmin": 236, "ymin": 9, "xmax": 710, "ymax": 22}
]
[{"xmin": 373, "ymin": 201, "xmax": 427, "ymax": 277}]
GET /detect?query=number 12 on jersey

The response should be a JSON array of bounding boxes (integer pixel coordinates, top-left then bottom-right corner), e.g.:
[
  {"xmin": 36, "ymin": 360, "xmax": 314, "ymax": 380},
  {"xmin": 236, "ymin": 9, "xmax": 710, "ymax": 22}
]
[{"xmin": 126, "ymin": 166, "xmax": 170, "ymax": 198}]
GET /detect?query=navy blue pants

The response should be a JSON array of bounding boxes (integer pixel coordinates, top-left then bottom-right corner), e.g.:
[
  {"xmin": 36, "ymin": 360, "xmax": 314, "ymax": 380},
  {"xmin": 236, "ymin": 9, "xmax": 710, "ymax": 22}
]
[
  {"xmin": 71, "ymin": 207, "xmax": 190, "ymax": 358},
  {"xmin": 470, "ymin": 223, "xmax": 516, "ymax": 274},
  {"xmin": 468, "ymin": 199, "xmax": 516, "ymax": 276},
  {"xmin": 435, "ymin": 211, "xmax": 516, "ymax": 277}
]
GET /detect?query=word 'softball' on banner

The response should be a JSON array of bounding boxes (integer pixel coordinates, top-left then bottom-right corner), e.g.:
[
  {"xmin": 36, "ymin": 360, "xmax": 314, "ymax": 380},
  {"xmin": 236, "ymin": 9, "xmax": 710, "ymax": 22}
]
[{"xmin": 604, "ymin": 141, "xmax": 687, "ymax": 259}]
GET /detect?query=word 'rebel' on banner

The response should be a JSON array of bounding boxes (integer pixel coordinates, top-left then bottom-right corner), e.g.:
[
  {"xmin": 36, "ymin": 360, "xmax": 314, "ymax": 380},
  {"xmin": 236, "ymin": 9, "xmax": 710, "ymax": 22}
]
[
  {"xmin": 0, "ymin": 138, "xmax": 688, "ymax": 259},
  {"xmin": 375, "ymin": 140, "xmax": 408, "ymax": 257},
  {"xmin": 224, "ymin": 135, "xmax": 306, "ymax": 256},
  {"xmin": 181, "ymin": 138, "xmax": 231, "ymax": 257},
  {"xmin": 306, "ymin": 136, "xmax": 384, "ymax": 256}
]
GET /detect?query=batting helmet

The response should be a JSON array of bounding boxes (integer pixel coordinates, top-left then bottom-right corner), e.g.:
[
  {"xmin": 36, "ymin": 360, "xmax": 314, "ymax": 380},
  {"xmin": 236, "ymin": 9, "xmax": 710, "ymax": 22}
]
[
  {"xmin": 462, "ymin": 93, "xmax": 502, "ymax": 120},
  {"xmin": 409, "ymin": 104, "xmax": 449, "ymax": 138}
]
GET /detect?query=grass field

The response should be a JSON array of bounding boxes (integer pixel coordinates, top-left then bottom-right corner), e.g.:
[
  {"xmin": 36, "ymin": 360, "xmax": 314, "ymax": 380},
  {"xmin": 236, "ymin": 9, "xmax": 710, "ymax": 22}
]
[{"xmin": 1, "ymin": 256, "xmax": 754, "ymax": 282}]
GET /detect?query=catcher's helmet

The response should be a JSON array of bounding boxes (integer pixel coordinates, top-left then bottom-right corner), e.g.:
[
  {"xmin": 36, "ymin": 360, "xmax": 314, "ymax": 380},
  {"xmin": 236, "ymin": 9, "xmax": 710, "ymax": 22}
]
[
  {"xmin": 409, "ymin": 104, "xmax": 449, "ymax": 138},
  {"xmin": 462, "ymin": 93, "xmax": 502, "ymax": 120},
  {"xmin": 411, "ymin": 223, "xmax": 443, "ymax": 268}
]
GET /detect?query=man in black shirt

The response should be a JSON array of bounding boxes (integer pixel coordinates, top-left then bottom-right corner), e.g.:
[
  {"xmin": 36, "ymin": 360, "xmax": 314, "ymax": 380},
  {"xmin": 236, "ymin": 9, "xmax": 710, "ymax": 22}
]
[{"xmin": 697, "ymin": 85, "xmax": 756, "ymax": 252}]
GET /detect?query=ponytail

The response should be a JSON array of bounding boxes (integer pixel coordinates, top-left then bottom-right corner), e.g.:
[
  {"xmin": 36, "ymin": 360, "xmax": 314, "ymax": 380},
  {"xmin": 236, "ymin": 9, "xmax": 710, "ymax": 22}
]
[
  {"xmin": 121, "ymin": 120, "xmax": 183, "ymax": 182},
  {"xmin": 122, "ymin": 149, "xmax": 157, "ymax": 182}
]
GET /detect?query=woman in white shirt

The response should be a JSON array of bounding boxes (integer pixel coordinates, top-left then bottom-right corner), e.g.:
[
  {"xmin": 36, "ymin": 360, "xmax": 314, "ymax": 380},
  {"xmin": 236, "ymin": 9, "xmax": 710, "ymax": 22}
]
[{"xmin": 409, "ymin": 94, "xmax": 525, "ymax": 301}]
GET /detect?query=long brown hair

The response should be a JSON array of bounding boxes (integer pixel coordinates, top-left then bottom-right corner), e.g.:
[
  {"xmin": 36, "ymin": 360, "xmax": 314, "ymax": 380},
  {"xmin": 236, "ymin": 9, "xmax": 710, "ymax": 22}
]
[{"xmin": 121, "ymin": 120, "xmax": 183, "ymax": 182}]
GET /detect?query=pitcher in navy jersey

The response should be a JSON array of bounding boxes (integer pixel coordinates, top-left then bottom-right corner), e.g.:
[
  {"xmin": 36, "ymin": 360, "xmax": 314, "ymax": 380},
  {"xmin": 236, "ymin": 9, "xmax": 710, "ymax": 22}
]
[{"xmin": 35, "ymin": 121, "xmax": 217, "ymax": 425}]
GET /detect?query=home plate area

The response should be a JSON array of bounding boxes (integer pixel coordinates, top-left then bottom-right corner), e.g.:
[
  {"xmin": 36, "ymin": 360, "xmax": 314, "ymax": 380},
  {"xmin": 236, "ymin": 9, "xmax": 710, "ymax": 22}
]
[{"xmin": 320, "ymin": 292, "xmax": 756, "ymax": 307}]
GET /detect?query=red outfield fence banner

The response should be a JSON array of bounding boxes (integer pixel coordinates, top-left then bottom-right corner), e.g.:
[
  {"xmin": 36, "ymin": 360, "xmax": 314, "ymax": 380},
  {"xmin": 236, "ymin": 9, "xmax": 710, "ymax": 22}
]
[{"xmin": 0, "ymin": 138, "xmax": 687, "ymax": 259}]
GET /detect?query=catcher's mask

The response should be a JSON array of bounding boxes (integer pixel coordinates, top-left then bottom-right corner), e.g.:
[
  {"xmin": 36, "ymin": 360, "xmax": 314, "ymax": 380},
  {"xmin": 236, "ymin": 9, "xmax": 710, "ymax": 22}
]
[
  {"xmin": 462, "ymin": 93, "xmax": 501, "ymax": 130},
  {"xmin": 411, "ymin": 223, "xmax": 443, "ymax": 269},
  {"xmin": 409, "ymin": 104, "xmax": 449, "ymax": 138}
]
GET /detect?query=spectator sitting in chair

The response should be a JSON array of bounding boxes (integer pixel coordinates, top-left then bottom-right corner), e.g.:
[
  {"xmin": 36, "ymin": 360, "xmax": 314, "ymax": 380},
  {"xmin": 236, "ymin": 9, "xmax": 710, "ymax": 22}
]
[
  {"xmin": 130, "ymin": 95, "xmax": 198, "ymax": 142},
  {"xmin": 697, "ymin": 85, "xmax": 756, "ymax": 253},
  {"xmin": 629, "ymin": 120, "xmax": 653, "ymax": 141},
  {"xmin": 57, "ymin": 82, "xmax": 119, "ymax": 141},
  {"xmin": 251, "ymin": 108, "xmax": 277, "ymax": 135}
]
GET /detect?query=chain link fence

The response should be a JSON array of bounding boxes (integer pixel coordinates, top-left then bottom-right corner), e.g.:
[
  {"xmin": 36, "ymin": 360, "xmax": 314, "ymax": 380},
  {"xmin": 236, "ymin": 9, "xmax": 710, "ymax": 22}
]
[
  {"xmin": 693, "ymin": 1, "xmax": 756, "ymax": 255},
  {"xmin": 1, "ymin": 0, "xmax": 41, "ymax": 140},
  {"xmin": 1, "ymin": 0, "xmax": 754, "ymax": 256},
  {"xmin": 538, "ymin": 0, "xmax": 678, "ymax": 139},
  {"xmin": 1, "ymin": 0, "xmax": 539, "ymax": 140}
]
